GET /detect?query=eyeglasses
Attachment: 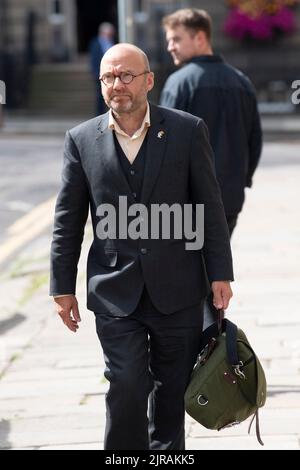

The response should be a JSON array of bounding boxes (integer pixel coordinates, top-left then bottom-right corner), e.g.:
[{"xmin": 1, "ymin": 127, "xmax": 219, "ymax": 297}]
[{"xmin": 100, "ymin": 71, "xmax": 150, "ymax": 87}]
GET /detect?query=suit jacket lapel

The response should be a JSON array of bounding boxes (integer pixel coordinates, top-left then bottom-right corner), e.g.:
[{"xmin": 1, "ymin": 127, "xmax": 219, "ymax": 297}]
[
  {"xmin": 96, "ymin": 113, "xmax": 135, "ymax": 203},
  {"xmin": 141, "ymin": 104, "xmax": 167, "ymax": 206},
  {"xmin": 96, "ymin": 105, "xmax": 168, "ymax": 207}
]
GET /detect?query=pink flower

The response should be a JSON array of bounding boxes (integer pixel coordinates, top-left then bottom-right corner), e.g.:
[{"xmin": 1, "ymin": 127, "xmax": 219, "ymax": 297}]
[
  {"xmin": 224, "ymin": 6, "xmax": 297, "ymax": 41},
  {"xmin": 271, "ymin": 7, "xmax": 296, "ymax": 32}
]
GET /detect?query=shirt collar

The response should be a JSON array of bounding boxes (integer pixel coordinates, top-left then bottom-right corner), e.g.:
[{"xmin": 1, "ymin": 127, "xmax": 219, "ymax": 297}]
[
  {"xmin": 190, "ymin": 55, "xmax": 224, "ymax": 65},
  {"xmin": 108, "ymin": 102, "xmax": 151, "ymax": 139}
]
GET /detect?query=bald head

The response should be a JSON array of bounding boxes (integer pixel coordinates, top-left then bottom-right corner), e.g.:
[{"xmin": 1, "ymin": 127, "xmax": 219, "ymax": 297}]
[
  {"xmin": 99, "ymin": 43, "xmax": 154, "ymax": 116},
  {"xmin": 100, "ymin": 43, "xmax": 150, "ymax": 76}
]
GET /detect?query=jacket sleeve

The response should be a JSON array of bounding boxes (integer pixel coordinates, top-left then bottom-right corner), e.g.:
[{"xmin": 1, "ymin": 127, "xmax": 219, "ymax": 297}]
[
  {"xmin": 247, "ymin": 95, "xmax": 263, "ymax": 188},
  {"xmin": 50, "ymin": 130, "xmax": 90, "ymax": 296},
  {"xmin": 189, "ymin": 119, "xmax": 234, "ymax": 283}
]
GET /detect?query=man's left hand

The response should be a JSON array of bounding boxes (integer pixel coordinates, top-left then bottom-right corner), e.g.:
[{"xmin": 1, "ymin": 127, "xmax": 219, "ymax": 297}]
[{"xmin": 211, "ymin": 281, "xmax": 233, "ymax": 310}]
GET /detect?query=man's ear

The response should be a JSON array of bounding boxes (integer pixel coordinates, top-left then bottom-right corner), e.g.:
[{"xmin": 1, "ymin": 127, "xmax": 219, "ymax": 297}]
[
  {"xmin": 195, "ymin": 30, "xmax": 207, "ymax": 46},
  {"xmin": 147, "ymin": 72, "xmax": 155, "ymax": 91}
]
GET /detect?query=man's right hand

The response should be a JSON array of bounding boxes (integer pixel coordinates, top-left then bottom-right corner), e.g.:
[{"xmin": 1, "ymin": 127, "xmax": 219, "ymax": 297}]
[{"xmin": 54, "ymin": 295, "xmax": 81, "ymax": 333}]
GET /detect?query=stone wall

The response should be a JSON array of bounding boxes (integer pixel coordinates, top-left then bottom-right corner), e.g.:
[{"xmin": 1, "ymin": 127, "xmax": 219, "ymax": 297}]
[
  {"xmin": 2, "ymin": 0, "xmax": 299, "ymax": 108},
  {"xmin": 2, "ymin": 0, "xmax": 76, "ymax": 62}
]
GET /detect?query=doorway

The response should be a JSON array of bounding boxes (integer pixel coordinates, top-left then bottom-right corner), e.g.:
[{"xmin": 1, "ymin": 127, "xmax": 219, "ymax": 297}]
[{"xmin": 76, "ymin": 0, "xmax": 118, "ymax": 52}]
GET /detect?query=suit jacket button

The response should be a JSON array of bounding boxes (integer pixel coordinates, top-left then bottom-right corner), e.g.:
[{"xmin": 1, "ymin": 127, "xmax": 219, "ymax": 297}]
[
  {"xmin": 140, "ymin": 248, "xmax": 148, "ymax": 255},
  {"xmin": 132, "ymin": 192, "xmax": 137, "ymax": 199}
]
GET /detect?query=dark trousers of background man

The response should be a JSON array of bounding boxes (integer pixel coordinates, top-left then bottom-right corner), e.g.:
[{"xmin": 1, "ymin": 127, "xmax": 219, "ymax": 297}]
[{"xmin": 95, "ymin": 287, "xmax": 204, "ymax": 450}]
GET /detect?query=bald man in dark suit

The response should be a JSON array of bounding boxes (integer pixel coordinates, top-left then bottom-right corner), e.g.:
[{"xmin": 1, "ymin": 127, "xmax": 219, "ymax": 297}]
[{"xmin": 50, "ymin": 44, "xmax": 233, "ymax": 450}]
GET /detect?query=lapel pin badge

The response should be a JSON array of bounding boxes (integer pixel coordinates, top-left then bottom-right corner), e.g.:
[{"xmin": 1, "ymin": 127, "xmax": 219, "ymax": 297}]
[{"xmin": 157, "ymin": 130, "xmax": 165, "ymax": 139}]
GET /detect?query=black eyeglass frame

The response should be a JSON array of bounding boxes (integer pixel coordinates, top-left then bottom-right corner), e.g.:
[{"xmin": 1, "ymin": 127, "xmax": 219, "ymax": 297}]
[{"xmin": 100, "ymin": 71, "xmax": 150, "ymax": 86}]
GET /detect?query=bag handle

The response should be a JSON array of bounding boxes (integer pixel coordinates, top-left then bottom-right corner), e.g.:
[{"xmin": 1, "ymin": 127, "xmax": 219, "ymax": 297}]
[
  {"xmin": 202, "ymin": 309, "xmax": 240, "ymax": 368},
  {"xmin": 216, "ymin": 308, "xmax": 224, "ymax": 333},
  {"xmin": 214, "ymin": 310, "xmax": 240, "ymax": 369},
  {"xmin": 199, "ymin": 309, "xmax": 227, "ymax": 354}
]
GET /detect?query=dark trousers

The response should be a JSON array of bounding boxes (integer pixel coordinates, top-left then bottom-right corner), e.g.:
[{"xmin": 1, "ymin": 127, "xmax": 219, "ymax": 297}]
[{"xmin": 95, "ymin": 287, "xmax": 204, "ymax": 450}]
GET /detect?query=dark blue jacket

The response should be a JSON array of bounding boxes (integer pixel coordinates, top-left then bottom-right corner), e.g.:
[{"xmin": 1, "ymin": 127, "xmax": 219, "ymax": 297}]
[
  {"xmin": 89, "ymin": 37, "xmax": 114, "ymax": 80},
  {"xmin": 160, "ymin": 55, "xmax": 262, "ymax": 216},
  {"xmin": 89, "ymin": 38, "xmax": 104, "ymax": 80}
]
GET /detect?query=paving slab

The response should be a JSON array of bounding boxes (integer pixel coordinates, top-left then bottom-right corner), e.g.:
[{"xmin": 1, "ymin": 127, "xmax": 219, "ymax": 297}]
[
  {"xmin": 186, "ymin": 435, "xmax": 299, "ymax": 450},
  {"xmin": 0, "ymin": 140, "xmax": 300, "ymax": 450}
]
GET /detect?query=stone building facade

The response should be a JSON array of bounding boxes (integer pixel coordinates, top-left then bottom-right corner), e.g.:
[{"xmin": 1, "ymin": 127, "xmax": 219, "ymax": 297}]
[{"xmin": 1, "ymin": 0, "xmax": 299, "ymax": 114}]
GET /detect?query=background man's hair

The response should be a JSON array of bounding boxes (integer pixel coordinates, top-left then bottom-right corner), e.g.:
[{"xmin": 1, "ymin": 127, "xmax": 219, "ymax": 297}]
[{"xmin": 162, "ymin": 8, "xmax": 212, "ymax": 40}]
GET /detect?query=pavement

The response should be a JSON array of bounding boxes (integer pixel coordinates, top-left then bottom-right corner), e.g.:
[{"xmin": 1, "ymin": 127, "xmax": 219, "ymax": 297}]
[
  {"xmin": 1, "ymin": 110, "xmax": 300, "ymax": 139},
  {"xmin": 0, "ymin": 119, "xmax": 300, "ymax": 450}
]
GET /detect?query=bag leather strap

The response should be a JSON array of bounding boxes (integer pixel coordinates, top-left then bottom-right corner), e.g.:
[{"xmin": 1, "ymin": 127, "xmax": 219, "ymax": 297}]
[
  {"xmin": 248, "ymin": 409, "xmax": 264, "ymax": 446},
  {"xmin": 223, "ymin": 317, "xmax": 240, "ymax": 368}
]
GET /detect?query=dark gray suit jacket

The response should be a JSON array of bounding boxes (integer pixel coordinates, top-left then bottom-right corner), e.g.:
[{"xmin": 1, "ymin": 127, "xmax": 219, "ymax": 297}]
[{"xmin": 50, "ymin": 104, "xmax": 233, "ymax": 315}]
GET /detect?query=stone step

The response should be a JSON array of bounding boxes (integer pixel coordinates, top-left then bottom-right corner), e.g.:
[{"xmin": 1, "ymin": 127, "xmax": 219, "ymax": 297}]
[{"xmin": 27, "ymin": 62, "xmax": 96, "ymax": 116}]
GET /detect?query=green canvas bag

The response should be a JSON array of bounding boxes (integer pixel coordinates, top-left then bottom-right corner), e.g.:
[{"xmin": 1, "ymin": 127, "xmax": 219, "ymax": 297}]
[{"xmin": 184, "ymin": 314, "xmax": 267, "ymax": 445}]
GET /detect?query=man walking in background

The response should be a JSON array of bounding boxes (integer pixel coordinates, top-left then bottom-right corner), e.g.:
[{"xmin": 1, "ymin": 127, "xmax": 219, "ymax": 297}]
[
  {"xmin": 160, "ymin": 8, "xmax": 262, "ymax": 236},
  {"xmin": 89, "ymin": 22, "xmax": 115, "ymax": 115}
]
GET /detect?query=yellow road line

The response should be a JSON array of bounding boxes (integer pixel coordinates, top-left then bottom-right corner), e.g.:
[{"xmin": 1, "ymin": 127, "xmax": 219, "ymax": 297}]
[{"xmin": 0, "ymin": 196, "xmax": 56, "ymax": 264}]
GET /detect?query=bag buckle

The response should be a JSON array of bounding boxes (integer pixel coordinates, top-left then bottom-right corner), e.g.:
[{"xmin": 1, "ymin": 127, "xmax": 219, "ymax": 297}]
[
  {"xmin": 197, "ymin": 394, "xmax": 209, "ymax": 406},
  {"xmin": 233, "ymin": 361, "xmax": 246, "ymax": 380}
]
